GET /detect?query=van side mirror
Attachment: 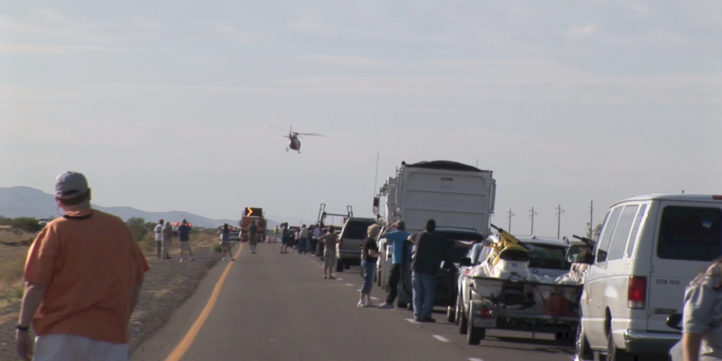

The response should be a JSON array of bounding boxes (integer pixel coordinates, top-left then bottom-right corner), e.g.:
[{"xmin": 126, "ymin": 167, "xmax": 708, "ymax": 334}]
[{"xmin": 596, "ymin": 249, "xmax": 608, "ymax": 263}]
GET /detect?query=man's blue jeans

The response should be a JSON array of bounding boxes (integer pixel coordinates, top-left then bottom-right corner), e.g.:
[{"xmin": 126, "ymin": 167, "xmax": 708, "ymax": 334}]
[{"xmin": 412, "ymin": 271, "xmax": 435, "ymax": 320}]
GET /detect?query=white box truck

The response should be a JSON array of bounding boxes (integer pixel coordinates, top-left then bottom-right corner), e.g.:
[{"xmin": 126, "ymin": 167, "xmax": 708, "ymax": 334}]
[{"xmin": 376, "ymin": 160, "xmax": 496, "ymax": 234}]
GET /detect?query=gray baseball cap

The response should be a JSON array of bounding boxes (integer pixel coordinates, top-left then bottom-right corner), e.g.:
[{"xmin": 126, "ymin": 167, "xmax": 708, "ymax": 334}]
[{"xmin": 55, "ymin": 171, "xmax": 89, "ymax": 199}]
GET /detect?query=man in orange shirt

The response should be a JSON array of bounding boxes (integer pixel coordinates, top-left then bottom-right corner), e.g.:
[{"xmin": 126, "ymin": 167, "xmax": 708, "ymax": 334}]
[{"xmin": 15, "ymin": 171, "xmax": 150, "ymax": 361}]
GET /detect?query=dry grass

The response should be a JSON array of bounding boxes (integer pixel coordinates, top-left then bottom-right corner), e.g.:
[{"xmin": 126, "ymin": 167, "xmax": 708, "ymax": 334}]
[{"xmin": 0, "ymin": 229, "xmax": 34, "ymax": 306}]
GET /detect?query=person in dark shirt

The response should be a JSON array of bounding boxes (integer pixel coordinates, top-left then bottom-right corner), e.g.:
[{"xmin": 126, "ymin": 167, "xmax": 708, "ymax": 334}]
[
  {"xmin": 358, "ymin": 224, "xmax": 381, "ymax": 308},
  {"xmin": 410, "ymin": 219, "xmax": 449, "ymax": 322}
]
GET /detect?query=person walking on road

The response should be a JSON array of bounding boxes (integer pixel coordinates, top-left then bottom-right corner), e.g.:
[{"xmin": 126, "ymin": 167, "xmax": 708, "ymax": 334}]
[
  {"xmin": 218, "ymin": 223, "xmax": 234, "ymax": 261},
  {"xmin": 153, "ymin": 220, "xmax": 164, "ymax": 259},
  {"xmin": 358, "ymin": 224, "xmax": 381, "ymax": 308},
  {"xmin": 410, "ymin": 219, "xmax": 449, "ymax": 322},
  {"xmin": 161, "ymin": 219, "xmax": 173, "ymax": 259},
  {"xmin": 15, "ymin": 171, "xmax": 149, "ymax": 361},
  {"xmin": 378, "ymin": 220, "xmax": 411, "ymax": 309},
  {"xmin": 178, "ymin": 219, "xmax": 194, "ymax": 262},
  {"xmin": 249, "ymin": 220, "xmax": 258, "ymax": 254},
  {"xmin": 319, "ymin": 226, "xmax": 338, "ymax": 279}
]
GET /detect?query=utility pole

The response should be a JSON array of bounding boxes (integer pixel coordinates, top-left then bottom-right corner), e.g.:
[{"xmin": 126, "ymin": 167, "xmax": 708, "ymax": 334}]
[
  {"xmin": 529, "ymin": 206, "xmax": 537, "ymax": 235},
  {"xmin": 556, "ymin": 204, "xmax": 565, "ymax": 239},
  {"xmin": 507, "ymin": 209, "xmax": 515, "ymax": 232}
]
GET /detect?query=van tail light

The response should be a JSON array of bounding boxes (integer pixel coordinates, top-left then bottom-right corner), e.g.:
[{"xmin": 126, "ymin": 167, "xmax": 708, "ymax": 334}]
[
  {"xmin": 479, "ymin": 306, "xmax": 492, "ymax": 319},
  {"xmin": 628, "ymin": 276, "xmax": 647, "ymax": 309},
  {"xmin": 338, "ymin": 237, "xmax": 343, "ymax": 248}
]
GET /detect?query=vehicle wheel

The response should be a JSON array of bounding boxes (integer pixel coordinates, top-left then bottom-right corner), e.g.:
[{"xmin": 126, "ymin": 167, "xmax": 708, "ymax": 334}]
[
  {"xmin": 467, "ymin": 308, "xmax": 485, "ymax": 345},
  {"xmin": 446, "ymin": 305, "xmax": 456, "ymax": 323},
  {"xmin": 575, "ymin": 325, "xmax": 593, "ymax": 361},
  {"xmin": 336, "ymin": 260, "xmax": 344, "ymax": 272},
  {"xmin": 458, "ymin": 310, "xmax": 467, "ymax": 334},
  {"xmin": 606, "ymin": 332, "xmax": 635, "ymax": 361}
]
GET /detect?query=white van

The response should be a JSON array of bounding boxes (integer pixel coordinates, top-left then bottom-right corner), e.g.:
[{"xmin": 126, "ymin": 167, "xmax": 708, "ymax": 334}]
[{"xmin": 576, "ymin": 194, "xmax": 722, "ymax": 361}]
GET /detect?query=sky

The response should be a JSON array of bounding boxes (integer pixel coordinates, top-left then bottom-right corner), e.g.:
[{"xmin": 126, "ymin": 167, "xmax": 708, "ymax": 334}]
[{"xmin": 2, "ymin": 1, "xmax": 721, "ymax": 237}]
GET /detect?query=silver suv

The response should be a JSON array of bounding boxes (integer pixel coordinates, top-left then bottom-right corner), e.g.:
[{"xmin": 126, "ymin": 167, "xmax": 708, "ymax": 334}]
[{"xmin": 336, "ymin": 217, "xmax": 377, "ymax": 272}]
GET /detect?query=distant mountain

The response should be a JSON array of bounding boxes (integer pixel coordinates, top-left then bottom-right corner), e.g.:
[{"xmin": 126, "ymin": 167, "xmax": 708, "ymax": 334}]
[{"xmin": 0, "ymin": 186, "xmax": 244, "ymax": 228}]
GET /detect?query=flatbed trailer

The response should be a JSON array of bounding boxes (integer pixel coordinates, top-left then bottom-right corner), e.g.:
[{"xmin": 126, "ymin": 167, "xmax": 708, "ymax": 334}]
[{"xmin": 464, "ymin": 275, "xmax": 582, "ymax": 344}]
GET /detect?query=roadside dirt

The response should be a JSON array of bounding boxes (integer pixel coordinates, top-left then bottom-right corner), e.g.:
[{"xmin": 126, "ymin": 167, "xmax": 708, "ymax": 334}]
[{"xmin": 0, "ymin": 244, "xmax": 219, "ymax": 360}]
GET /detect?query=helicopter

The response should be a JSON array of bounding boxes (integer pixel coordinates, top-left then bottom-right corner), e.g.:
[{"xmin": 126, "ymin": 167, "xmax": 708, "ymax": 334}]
[{"xmin": 285, "ymin": 127, "xmax": 322, "ymax": 153}]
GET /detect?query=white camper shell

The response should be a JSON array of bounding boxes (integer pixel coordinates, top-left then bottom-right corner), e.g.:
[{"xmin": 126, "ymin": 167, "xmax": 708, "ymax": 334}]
[{"xmin": 377, "ymin": 160, "xmax": 496, "ymax": 234}]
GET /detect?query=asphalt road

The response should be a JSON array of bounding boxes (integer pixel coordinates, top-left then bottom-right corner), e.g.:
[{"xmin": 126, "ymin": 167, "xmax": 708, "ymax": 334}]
[{"xmin": 131, "ymin": 242, "xmax": 576, "ymax": 361}]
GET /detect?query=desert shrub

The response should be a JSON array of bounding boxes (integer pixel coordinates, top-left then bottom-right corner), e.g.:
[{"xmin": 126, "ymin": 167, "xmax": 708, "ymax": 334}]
[
  {"xmin": 126, "ymin": 217, "xmax": 148, "ymax": 242},
  {"xmin": 11, "ymin": 217, "xmax": 42, "ymax": 232}
]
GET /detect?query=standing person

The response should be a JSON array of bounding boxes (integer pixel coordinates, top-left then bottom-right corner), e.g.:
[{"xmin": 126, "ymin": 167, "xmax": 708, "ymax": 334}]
[
  {"xmin": 299, "ymin": 224, "xmax": 309, "ymax": 254},
  {"xmin": 378, "ymin": 220, "xmax": 411, "ymax": 309},
  {"xmin": 280, "ymin": 223, "xmax": 290, "ymax": 254},
  {"xmin": 177, "ymin": 219, "xmax": 194, "ymax": 262},
  {"xmin": 218, "ymin": 224, "xmax": 234, "ymax": 261},
  {"xmin": 319, "ymin": 226, "xmax": 338, "ymax": 279},
  {"xmin": 312, "ymin": 224, "xmax": 323, "ymax": 256},
  {"xmin": 410, "ymin": 219, "xmax": 449, "ymax": 322},
  {"xmin": 675, "ymin": 258, "xmax": 722, "ymax": 361},
  {"xmin": 248, "ymin": 220, "xmax": 258, "ymax": 254},
  {"xmin": 153, "ymin": 220, "xmax": 164, "ymax": 259},
  {"xmin": 294, "ymin": 227, "xmax": 301, "ymax": 253},
  {"xmin": 15, "ymin": 171, "xmax": 149, "ymax": 361},
  {"xmin": 358, "ymin": 224, "xmax": 381, "ymax": 307},
  {"xmin": 161, "ymin": 219, "xmax": 173, "ymax": 259}
]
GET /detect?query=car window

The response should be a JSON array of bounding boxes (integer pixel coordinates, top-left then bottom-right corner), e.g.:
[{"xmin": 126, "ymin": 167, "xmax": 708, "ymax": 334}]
[
  {"xmin": 597, "ymin": 207, "xmax": 622, "ymax": 262},
  {"xmin": 446, "ymin": 241, "xmax": 473, "ymax": 262},
  {"xmin": 657, "ymin": 206, "xmax": 722, "ymax": 261},
  {"xmin": 607, "ymin": 205, "xmax": 639, "ymax": 260},
  {"xmin": 342, "ymin": 220, "xmax": 374, "ymax": 239},
  {"xmin": 526, "ymin": 244, "xmax": 569, "ymax": 270},
  {"xmin": 625, "ymin": 204, "xmax": 648, "ymax": 257}
]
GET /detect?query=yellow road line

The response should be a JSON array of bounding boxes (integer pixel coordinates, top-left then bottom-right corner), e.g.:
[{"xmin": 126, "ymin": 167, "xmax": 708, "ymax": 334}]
[{"xmin": 164, "ymin": 243, "xmax": 244, "ymax": 361}]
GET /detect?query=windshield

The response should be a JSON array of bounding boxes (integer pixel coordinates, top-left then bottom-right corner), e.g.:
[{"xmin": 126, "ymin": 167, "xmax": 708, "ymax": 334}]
[{"xmin": 525, "ymin": 244, "xmax": 569, "ymax": 270}]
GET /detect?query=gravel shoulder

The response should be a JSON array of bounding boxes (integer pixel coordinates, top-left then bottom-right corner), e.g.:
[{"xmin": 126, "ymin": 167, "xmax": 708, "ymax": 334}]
[{"xmin": 0, "ymin": 244, "xmax": 220, "ymax": 361}]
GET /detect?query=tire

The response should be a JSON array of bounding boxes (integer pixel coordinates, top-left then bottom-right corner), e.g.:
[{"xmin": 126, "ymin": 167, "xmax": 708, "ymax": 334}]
[
  {"xmin": 575, "ymin": 325, "xmax": 593, "ymax": 361},
  {"xmin": 467, "ymin": 307, "xmax": 485, "ymax": 345},
  {"xmin": 336, "ymin": 259, "xmax": 344, "ymax": 272},
  {"xmin": 606, "ymin": 332, "xmax": 635, "ymax": 361},
  {"xmin": 446, "ymin": 305, "xmax": 456, "ymax": 323},
  {"xmin": 458, "ymin": 310, "xmax": 467, "ymax": 334}
]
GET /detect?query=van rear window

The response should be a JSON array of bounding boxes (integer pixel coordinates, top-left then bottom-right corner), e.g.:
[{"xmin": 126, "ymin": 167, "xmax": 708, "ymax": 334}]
[{"xmin": 657, "ymin": 206, "xmax": 722, "ymax": 261}]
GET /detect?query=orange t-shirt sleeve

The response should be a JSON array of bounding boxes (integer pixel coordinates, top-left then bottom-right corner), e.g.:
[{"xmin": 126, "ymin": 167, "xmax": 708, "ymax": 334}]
[{"xmin": 24, "ymin": 227, "xmax": 59, "ymax": 285}]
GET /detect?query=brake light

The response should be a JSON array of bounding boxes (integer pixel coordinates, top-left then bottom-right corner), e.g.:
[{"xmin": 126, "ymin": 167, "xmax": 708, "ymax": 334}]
[
  {"xmin": 713, "ymin": 195, "xmax": 722, "ymax": 200},
  {"xmin": 479, "ymin": 306, "xmax": 492, "ymax": 319},
  {"xmin": 628, "ymin": 276, "xmax": 646, "ymax": 309},
  {"xmin": 338, "ymin": 237, "xmax": 343, "ymax": 248}
]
